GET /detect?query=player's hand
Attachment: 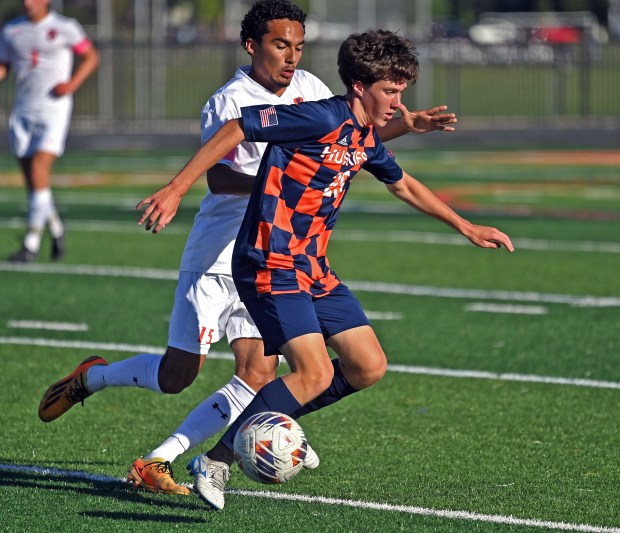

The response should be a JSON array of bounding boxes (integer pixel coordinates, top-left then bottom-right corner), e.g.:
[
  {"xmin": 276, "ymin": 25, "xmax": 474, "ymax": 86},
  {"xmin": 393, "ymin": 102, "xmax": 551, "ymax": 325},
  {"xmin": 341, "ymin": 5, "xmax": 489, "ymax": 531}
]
[
  {"xmin": 0, "ymin": 64, "xmax": 9, "ymax": 82},
  {"xmin": 51, "ymin": 82, "xmax": 74, "ymax": 97},
  {"xmin": 398, "ymin": 104, "xmax": 457, "ymax": 133},
  {"xmin": 463, "ymin": 224, "xmax": 514, "ymax": 252},
  {"xmin": 136, "ymin": 183, "xmax": 183, "ymax": 234}
]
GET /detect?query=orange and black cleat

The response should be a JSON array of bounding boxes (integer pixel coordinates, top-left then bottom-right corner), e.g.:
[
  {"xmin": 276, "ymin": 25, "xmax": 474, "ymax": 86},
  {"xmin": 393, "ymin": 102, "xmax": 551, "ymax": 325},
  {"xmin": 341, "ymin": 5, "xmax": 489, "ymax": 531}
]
[
  {"xmin": 38, "ymin": 355, "xmax": 108, "ymax": 422},
  {"xmin": 127, "ymin": 457, "xmax": 190, "ymax": 495}
]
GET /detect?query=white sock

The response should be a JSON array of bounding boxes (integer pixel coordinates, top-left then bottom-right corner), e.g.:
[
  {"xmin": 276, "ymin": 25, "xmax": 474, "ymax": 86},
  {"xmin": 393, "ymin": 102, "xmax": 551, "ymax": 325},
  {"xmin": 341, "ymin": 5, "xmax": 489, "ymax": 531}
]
[
  {"xmin": 48, "ymin": 209, "xmax": 64, "ymax": 239},
  {"xmin": 24, "ymin": 188, "xmax": 53, "ymax": 252},
  {"xmin": 86, "ymin": 353, "xmax": 163, "ymax": 393},
  {"xmin": 143, "ymin": 436, "xmax": 187, "ymax": 462},
  {"xmin": 144, "ymin": 375, "xmax": 256, "ymax": 462},
  {"xmin": 24, "ymin": 230, "xmax": 43, "ymax": 254},
  {"xmin": 29, "ymin": 188, "xmax": 53, "ymax": 226}
]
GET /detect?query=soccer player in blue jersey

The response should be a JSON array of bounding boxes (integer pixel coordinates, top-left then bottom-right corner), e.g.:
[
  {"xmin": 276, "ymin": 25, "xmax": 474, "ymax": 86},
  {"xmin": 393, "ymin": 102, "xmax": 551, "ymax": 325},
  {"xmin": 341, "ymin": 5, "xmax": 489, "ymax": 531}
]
[{"xmin": 138, "ymin": 29, "xmax": 514, "ymax": 510}]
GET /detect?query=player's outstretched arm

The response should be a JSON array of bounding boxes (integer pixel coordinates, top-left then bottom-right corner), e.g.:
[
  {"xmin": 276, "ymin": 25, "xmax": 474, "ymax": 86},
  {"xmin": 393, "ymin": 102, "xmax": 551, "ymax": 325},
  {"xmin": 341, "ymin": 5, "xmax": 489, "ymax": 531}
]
[
  {"xmin": 386, "ymin": 172, "xmax": 514, "ymax": 252},
  {"xmin": 0, "ymin": 64, "xmax": 9, "ymax": 82},
  {"xmin": 137, "ymin": 119, "xmax": 245, "ymax": 233},
  {"xmin": 376, "ymin": 104, "xmax": 457, "ymax": 142}
]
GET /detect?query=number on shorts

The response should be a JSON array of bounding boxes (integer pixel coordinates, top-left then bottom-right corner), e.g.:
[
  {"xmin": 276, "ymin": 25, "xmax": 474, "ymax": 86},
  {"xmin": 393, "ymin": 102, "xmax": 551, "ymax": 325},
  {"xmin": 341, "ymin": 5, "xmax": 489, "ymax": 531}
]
[{"xmin": 198, "ymin": 327, "xmax": 214, "ymax": 345}]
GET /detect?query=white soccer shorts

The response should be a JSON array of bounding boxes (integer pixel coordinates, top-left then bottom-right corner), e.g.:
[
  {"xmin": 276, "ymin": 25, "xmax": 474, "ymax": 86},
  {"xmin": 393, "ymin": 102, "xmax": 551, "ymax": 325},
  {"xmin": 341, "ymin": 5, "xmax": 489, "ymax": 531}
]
[
  {"xmin": 8, "ymin": 110, "xmax": 71, "ymax": 158},
  {"xmin": 168, "ymin": 272, "xmax": 261, "ymax": 355}
]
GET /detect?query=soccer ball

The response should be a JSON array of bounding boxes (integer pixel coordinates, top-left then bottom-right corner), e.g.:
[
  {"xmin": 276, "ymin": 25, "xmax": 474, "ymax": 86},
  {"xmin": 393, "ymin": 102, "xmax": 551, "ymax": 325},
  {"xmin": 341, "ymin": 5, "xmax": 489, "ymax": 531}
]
[{"xmin": 233, "ymin": 411, "xmax": 308, "ymax": 484}]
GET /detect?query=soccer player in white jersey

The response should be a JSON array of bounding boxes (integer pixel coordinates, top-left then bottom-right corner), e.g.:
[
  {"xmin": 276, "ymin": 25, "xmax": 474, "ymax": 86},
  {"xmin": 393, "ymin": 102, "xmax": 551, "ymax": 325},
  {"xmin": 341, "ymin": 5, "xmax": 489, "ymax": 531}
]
[
  {"xmin": 38, "ymin": 0, "xmax": 457, "ymax": 495},
  {"xmin": 0, "ymin": 0, "xmax": 99, "ymax": 262}
]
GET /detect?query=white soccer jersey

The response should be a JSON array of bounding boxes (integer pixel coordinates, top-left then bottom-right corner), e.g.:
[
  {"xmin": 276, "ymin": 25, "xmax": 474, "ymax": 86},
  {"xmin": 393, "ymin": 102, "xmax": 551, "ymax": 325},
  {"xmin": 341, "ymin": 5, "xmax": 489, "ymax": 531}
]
[
  {"xmin": 0, "ymin": 11, "xmax": 90, "ymax": 115},
  {"xmin": 179, "ymin": 66, "xmax": 333, "ymax": 274}
]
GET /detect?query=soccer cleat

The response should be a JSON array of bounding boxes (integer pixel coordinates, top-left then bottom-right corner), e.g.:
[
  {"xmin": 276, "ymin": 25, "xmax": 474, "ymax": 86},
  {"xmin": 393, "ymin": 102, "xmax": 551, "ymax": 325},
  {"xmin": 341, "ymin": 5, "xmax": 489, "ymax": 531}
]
[
  {"xmin": 187, "ymin": 454, "xmax": 230, "ymax": 511},
  {"xmin": 51, "ymin": 232, "xmax": 66, "ymax": 261},
  {"xmin": 304, "ymin": 444, "xmax": 320, "ymax": 469},
  {"xmin": 127, "ymin": 457, "xmax": 190, "ymax": 495},
  {"xmin": 38, "ymin": 355, "xmax": 108, "ymax": 422},
  {"xmin": 9, "ymin": 246, "xmax": 37, "ymax": 263}
]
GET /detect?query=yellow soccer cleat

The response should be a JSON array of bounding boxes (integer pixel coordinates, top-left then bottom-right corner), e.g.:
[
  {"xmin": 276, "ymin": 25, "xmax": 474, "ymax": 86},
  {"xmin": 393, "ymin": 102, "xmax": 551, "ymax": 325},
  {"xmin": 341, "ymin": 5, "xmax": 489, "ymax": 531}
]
[
  {"xmin": 127, "ymin": 457, "xmax": 190, "ymax": 495},
  {"xmin": 38, "ymin": 355, "xmax": 108, "ymax": 422}
]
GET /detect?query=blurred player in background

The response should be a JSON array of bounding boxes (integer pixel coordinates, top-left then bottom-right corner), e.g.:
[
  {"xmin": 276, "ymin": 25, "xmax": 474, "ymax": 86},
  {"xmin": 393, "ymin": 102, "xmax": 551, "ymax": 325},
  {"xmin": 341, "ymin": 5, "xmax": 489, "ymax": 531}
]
[
  {"xmin": 38, "ymin": 0, "xmax": 456, "ymax": 496},
  {"xmin": 0, "ymin": 0, "xmax": 99, "ymax": 262}
]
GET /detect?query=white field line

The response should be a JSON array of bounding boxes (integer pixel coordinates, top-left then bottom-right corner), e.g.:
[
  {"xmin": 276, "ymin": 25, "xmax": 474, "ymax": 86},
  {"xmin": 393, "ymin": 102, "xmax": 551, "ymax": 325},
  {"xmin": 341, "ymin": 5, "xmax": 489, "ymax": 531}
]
[
  {"xmin": 387, "ymin": 363, "xmax": 620, "ymax": 390},
  {"xmin": 0, "ymin": 336, "xmax": 165, "ymax": 357},
  {"xmin": 464, "ymin": 303, "xmax": 548, "ymax": 315},
  {"xmin": 0, "ymin": 197, "xmax": 411, "ymax": 213},
  {"xmin": 228, "ymin": 489, "xmax": 620, "ymax": 533},
  {"xmin": 1, "ymin": 217, "xmax": 620, "ymax": 254},
  {"xmin": 0, "ymin": 261, "xmax": 179, "ymax": 280},
  {"xmin": 1, "ymin": 261, "xmax": 619, "ymax": 308},
  {"xmin": 0, "ymin": 217, "xmax": 189, "ymax": 235},
  {"xmin": 0, "ymin": 463, "xmax": 617, "ymax": 533},
  {"xmin": 5, "ymin": 313, "xmax": 397, "ymax": 329},
  {"xmin": 346, "ymin": 281, "xmax": 620, "ymax": 308},
  {"xmin": 364, "ymin": 311, "xmax": 403, "ymax": 320},
  {"xmin": 334, "ymin": 229, "xmax": 620, "ymax": 255},
  {"xmin": 2, "ymin": 336, "xmax": 619, "ymax": 391},
  {"xmin": 7, "ymin": 320, "xmax": 89, "ymax": 332},
  {"xmin": 0, "ymin": 193, "xmax": 143, "ymax": 209}
]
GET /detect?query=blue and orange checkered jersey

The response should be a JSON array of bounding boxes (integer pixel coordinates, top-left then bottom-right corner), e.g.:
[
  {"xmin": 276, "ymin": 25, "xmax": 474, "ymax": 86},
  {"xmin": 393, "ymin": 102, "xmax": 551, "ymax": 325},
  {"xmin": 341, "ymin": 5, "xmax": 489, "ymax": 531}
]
[{"xmin": 232, "ymin": 96, "xmax": 403, "ymax": 301}]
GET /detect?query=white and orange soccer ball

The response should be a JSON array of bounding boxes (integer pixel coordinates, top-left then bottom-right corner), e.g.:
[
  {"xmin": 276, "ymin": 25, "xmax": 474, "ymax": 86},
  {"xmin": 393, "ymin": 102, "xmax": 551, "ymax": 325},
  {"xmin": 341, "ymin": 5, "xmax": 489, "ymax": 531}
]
[{"xmin": 233, "ymin": 411, "xmax": 308, "ymax": 484}]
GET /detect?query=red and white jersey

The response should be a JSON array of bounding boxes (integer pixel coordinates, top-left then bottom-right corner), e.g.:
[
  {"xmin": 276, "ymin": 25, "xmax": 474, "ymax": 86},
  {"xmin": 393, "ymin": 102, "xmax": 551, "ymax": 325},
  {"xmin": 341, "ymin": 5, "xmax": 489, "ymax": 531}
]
[
  {"xmin": 0, "ymin": 11, "xmax": 91, "ymax": 115},
  {"xmin": 180, "ymin": 66, "xmax": 333, "ymax": 275}
]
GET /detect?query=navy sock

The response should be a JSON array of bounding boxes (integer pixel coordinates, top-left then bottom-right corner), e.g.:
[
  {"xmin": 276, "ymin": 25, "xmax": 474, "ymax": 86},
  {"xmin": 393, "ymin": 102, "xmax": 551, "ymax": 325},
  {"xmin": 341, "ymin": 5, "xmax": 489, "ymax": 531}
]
[
  {"xmin": 215, "ymin": 377, "xmax": 302, "ymax": 457},
  {"xmin": 291, "ymin": 359, "xmax": 358, "ymax": 419}
]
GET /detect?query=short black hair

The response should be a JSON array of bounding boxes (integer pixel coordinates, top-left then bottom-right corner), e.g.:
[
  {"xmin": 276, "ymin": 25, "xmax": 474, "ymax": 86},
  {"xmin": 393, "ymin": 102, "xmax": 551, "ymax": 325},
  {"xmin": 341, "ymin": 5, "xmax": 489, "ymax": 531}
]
[
  {"xmin": 338, "ymin": 30, "xmax": 419, "ymax": 91},
  {"xmin": 240, "ymin": 0, "xmax": 306, "ymax": 49}
]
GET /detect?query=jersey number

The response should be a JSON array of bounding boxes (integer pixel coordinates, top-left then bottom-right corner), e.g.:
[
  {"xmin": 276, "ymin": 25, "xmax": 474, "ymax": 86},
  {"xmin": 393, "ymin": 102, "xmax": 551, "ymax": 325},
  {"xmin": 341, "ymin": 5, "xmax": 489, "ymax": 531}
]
[{"xmin": 198, "ymin": 327, "xmax": 214, "ymax": 344}]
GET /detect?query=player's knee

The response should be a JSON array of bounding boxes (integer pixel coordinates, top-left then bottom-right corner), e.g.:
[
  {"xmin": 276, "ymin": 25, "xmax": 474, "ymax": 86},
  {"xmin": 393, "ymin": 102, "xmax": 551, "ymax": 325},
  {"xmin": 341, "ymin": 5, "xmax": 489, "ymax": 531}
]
[
  {"xmin": 158, "ymin": 371, "xmax": 198, "ymax": 394},
  {"xmin": 305, "ymin": 360, "xmax": 335, "ymax": 395},
  {"xmin": 287, "ymin": 360, "xmax": 334, "ymax": 401},
  {"xmin": 362, "ymin": 355, "xmax": 387, "ymax": 387},
  {"xmin": 347, "ymin": 351, "xmax": 387, "ymax": 390},
  {"xmin": 157, "ymin": 348, "xmax": 201, "ymax": 394},
  {"xmin": 233, "ymin": 340, "xmax": 277, "ymax": 392},
  {"xmin": 236, "ymin": 364, "xmax": 276, "ymax": 392}
]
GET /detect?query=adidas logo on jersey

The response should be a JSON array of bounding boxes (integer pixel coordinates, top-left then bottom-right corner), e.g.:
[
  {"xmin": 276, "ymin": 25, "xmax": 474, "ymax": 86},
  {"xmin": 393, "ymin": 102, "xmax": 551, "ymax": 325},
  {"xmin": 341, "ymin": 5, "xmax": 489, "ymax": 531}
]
[{"xmin": 336, "ymin": 135, "xmax": 349, "ymax": 146}]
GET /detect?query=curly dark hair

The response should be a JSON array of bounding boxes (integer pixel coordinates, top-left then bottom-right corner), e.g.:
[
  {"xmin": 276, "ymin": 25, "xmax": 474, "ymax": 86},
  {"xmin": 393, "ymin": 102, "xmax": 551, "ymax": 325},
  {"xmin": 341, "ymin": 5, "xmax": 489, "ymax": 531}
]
[
  {"xmin": 337, "ymin": 30, "xmax": 419, "ymax": 91},
  {"xmin": 240, "ymin": 0, "xmax": 306, "ymax": 49}
]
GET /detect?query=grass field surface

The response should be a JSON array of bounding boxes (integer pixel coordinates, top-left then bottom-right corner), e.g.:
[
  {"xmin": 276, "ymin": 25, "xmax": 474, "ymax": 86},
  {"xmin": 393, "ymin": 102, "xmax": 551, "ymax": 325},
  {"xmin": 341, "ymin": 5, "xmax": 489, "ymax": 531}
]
[{"xmin": 0, "ymin": 146, "xmax": 619, "ymax": 532}]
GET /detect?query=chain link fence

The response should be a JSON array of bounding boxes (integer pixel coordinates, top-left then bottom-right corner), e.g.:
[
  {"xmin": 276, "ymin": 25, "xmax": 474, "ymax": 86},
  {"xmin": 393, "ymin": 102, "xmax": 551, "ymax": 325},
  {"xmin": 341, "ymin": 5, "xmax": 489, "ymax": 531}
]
[{"xmin": 1, "ymin": 39, "xmax": 619, "ymax": 148}]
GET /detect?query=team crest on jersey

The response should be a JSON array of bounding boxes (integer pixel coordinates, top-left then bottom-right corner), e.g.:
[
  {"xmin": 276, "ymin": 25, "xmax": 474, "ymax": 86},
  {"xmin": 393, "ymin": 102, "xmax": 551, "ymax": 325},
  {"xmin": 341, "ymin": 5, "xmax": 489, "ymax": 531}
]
[
  {"xmin": 293, "ymin": 97, "xmax": 304, "ymax": 104},
  {"xmin": 259, "ymin": 106, "xmax": 278, "ymax": 128},
  {"xmin": 47, "ymin": 29, "xmax": 57, "ymax": 40}
]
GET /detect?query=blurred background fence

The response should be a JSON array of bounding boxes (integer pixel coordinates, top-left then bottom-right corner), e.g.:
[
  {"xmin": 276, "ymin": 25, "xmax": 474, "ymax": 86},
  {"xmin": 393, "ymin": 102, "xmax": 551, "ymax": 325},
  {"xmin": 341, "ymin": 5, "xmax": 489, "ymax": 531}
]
[
  {"xmin": 1, "ymin": 0, "xmax": 619, "ymax": 149},
  {"xmin": 2, "ymin": 39, "xmax": 616, "ymax": 120}
]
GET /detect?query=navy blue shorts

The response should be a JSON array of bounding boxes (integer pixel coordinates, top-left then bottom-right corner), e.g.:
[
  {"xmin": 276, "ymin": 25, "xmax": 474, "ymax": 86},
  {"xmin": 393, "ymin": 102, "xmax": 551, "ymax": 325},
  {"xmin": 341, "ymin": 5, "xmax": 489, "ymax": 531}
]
[{"xmin": 244, "ymin": 283, "xmax": 370, "ymax": 356}]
